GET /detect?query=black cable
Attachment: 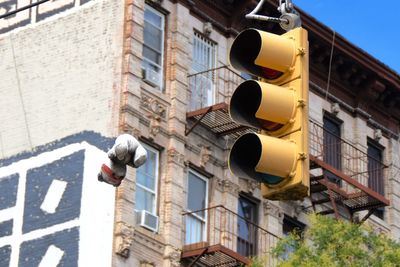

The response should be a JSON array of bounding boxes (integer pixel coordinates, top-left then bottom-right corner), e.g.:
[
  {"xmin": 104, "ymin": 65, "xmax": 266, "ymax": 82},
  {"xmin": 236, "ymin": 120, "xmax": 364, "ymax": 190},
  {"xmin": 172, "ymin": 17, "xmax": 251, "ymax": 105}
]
[{"xmin": 0, "ymin": 0, "xmax": 51, "ymax": 20}]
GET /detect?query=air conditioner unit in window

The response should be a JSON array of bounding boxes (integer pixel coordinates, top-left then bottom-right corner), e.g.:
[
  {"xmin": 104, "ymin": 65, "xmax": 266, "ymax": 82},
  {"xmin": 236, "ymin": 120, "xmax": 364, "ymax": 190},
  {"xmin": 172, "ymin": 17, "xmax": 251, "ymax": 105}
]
[
  {"xmin": 136, "ymin": 210, "xmax": 159, "ymax": 232},
  {"xmin": 142, "ymin": 68, "xmax": 161, "ymax": 87}
]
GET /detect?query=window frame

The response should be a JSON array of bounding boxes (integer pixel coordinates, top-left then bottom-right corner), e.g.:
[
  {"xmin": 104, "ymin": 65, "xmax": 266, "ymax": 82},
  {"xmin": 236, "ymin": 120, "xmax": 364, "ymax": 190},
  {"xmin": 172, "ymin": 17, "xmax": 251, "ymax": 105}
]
[
  {"xmin": 135, "ymin": 143, "xmax": 159, "ymax": 215},
  {"xmin": 142, "ymin": 4, "xmax": 165, "ymax": 90},
  {"xmin": 281, "ymin": 215, "xmax": 306, "ymax": 260},
  {"xmin": 323, "ymin": 113, "xmax": 343, "ymax": 186},
  {"xmin": 367, "ymin": 138, "xmax": 385, "ymax": 220},
  {"xmin": 237, "ymin": 194, "xmax": 259, "ymax": 257},
  {"xmin": 189, "ymin": 31, "xmax": 217, "ymax": 109},
  {"xmin": 191, "ymin": 31, "xmax": 217, "ymax": 73},
  {"xmin": 283, "ymin": 215, "xmax": 305, "ymax": 237},
  {"xmin": 185, "ymin": 169, "xmax": 209, "ymax": 243},
  {"xmin": 186, "ymin": 169, "xmax": 209, "ymax": 218}
]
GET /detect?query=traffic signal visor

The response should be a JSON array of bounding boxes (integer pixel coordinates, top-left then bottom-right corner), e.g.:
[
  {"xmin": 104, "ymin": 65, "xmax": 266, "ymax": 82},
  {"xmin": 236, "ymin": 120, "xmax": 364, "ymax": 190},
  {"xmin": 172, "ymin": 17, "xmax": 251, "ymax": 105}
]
[{"xmin": 229, "ymin": 28, "xmax": 300, "ymax": 83}]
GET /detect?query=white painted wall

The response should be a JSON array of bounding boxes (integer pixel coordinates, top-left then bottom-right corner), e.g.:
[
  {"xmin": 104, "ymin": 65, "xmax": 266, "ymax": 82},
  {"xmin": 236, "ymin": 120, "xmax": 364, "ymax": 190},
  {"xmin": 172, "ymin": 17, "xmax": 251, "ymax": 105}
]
[{"xmin": 0, "ymin": 0, "xmax": 124, "ymax": 158}]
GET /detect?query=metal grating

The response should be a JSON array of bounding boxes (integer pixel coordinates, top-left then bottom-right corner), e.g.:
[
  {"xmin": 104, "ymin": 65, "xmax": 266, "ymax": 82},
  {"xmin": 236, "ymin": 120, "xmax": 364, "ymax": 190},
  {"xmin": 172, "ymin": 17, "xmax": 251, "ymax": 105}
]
[
  {"xmin": 185, "ymin": 102, "xmax": 255, "ymax": 139},
  {"xmin": 311, "ymin": 178, "xmax": 382, "ymax": 211},
  {"xmin": 309, "ymin": 155, "xmax": 390, "ymax": 221},
  {"xmin": 309, "ymin": 119, "xmax": 390, "ymax": 221},
  {"xmin": 181, "ymin": 244, "xmax": 250, "ymax": 267}
]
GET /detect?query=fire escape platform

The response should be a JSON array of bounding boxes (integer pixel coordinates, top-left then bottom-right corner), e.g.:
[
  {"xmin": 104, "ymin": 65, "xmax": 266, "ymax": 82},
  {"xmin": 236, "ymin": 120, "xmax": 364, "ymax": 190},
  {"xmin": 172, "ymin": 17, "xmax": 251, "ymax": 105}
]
[
  {"xmin": 181, "ymin": 242, "xmax": 250, "ymax": 266},
  {"xmin": 310, "ymin": 155, "xmax": 390, "ymax": 217},
  {"xmin": 185, "ymin": 103, "xmax": 254, "ymax": 139}
]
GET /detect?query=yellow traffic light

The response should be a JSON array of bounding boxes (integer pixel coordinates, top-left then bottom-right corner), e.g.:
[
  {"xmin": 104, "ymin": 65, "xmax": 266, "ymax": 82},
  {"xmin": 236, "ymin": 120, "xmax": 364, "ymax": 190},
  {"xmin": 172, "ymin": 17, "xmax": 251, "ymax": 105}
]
[{"xmin": 228, "ymin": 27, "xmax": 309, "ymax": 200}]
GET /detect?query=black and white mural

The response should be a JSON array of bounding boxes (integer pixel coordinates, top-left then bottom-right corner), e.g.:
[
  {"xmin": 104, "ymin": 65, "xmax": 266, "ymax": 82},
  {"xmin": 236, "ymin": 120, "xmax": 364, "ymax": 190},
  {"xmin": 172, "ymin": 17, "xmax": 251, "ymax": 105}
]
[
  {"xmin": 0, "ymin": 0, "xmax": 93, "ymax": 34},
  {"xmin": 0, "ymin": 132, "xmax": 115, "ymax": 266}
]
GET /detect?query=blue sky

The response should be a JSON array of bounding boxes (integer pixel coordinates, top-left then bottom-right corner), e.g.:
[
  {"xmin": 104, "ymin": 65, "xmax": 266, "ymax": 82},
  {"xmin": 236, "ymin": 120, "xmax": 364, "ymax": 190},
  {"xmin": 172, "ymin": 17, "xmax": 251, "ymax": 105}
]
[{"xmin": 293, "ymin": 0, "xmax": 400, "ymax": 74}]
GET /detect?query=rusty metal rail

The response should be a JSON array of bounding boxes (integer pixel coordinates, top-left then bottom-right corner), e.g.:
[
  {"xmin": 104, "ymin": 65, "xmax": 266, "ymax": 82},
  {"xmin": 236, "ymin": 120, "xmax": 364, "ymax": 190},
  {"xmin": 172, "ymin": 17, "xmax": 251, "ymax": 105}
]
[
  {"xmin": 182, "ymin": 205, "xmax": 279, "ymax": 266},
  {"xmin": 187, "ymin": 66, "xmax": 244, "ymax": 112},
  {"xmin": 309, "ymin": 120, "xmax": 390, "ymax": 221},
  {"xmin": 309, "ymin": 120, "xmax": 387, "ymax": 197}
]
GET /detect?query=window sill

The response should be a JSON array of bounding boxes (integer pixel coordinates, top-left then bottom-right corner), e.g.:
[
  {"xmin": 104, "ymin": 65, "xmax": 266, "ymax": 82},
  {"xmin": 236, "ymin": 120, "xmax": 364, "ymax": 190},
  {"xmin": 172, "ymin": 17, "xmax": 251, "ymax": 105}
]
[{"xmin": 135, "ymin": 225, "xmax": 164, "ymax": 244}]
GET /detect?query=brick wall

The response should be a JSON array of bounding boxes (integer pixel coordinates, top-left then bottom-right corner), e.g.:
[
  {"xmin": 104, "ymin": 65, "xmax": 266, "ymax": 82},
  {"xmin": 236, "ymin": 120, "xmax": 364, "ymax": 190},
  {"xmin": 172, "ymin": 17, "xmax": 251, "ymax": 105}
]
[
  {"xmin": 0, "ymin": 0, "xmax": 124, "ymax": 158},
  {"xmin": 121, "ymin": 1, "xmax": 400, "ymax": 265}
]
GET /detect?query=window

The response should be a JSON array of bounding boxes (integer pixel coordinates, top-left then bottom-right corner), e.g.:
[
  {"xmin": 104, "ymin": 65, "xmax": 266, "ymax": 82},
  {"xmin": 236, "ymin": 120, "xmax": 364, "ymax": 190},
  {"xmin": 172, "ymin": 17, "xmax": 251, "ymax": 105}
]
[
  {"xmin": 237, "ymin": 195, "xmax": 258, "ymax": 257},
  {"xmin": 323, "ymin": 114, "xmax": 342, "ymax": 186},
  {"xmin": 367, "ymin": 140, "xmax": 385, "ymax": 219},
  {"xmin": 189, "ymin": 32, "xmax": 216, "ymax": 110},
  {"xmin": 283, "ymin": 216, "xmax": 305, "ymax": 236},
  {"xmin": 142, "ymin": 4, "xmax": 164, "ymax": 89},
  {"xmin": 281, "ymin": 215, "xmax": 305, "ymax": 260},
  {"xmin": 135, "ymin": 144, "xmax": 159, "ymax": 215},
  {"xmin": 185, "ymin": 170, "xmax": 208, "ymax": 244}
]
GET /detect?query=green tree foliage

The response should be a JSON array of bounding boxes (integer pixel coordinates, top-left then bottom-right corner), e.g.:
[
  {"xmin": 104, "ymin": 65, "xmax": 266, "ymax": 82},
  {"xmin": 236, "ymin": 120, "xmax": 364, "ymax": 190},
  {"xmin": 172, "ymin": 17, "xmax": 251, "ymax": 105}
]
[{"xmin": 270, "ymin": 215, "xmax": 400, "ymax": 267}]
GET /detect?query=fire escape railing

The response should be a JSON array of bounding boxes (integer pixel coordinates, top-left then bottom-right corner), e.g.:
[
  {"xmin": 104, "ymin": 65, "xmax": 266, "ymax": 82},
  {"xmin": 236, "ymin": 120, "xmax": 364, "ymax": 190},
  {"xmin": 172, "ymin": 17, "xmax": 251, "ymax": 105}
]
[
  {"xmin": 310, "ymin": 120, "xmax": 387, "ymax": 197},
  {"xmin": 182, "ymin": 205, "xmax": 279, "ymax": 266},
  {"xmin": 185, "ymin": 66, "xmax": 253, "ymax": 138},
  {"xmin": 187, "ymin": 66, "xmax": 244, "ymax": 112},
  {"xmin": 309, "ymin": 120, "xmax": 390, "ymax": 221}
]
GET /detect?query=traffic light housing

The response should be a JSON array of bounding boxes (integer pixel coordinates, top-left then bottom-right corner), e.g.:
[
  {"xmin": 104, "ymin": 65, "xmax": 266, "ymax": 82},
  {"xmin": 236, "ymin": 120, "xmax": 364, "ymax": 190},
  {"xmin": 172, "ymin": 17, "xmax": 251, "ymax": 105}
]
[{"xmin": 228, "ymin": 27, "xmax": 309, "ymax": 200}]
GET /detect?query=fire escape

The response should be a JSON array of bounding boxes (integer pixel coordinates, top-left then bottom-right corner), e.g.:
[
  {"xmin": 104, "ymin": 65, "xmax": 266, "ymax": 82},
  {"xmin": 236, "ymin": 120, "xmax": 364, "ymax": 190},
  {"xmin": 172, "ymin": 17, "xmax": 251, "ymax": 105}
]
[
  {"xmin": 308, "ymin": 121, "xmax": 389, "ymax": 222},
  {"xmin": 182, "ymin": 66, "xmax": 390, "ymax": 266},
  {"xmin": 181, "ymin": 205, "xmax": 279, "ymax": 267}
]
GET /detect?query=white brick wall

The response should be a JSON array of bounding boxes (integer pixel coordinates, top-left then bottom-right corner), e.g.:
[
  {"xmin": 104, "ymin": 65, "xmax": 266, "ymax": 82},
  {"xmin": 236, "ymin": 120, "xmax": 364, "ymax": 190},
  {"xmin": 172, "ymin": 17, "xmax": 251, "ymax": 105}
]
[{"xmin": 0, "ymin": 0, "xmax": 124, "ymax": 158}]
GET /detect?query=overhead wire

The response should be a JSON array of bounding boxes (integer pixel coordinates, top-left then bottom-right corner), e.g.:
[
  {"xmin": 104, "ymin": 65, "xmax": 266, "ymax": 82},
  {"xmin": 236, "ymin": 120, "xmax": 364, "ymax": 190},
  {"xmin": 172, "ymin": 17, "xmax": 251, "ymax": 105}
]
[
  {"xmin": 8, "ymin": 22, "xmax": 33, "ymax": 150},
  {"xmin": 325, "ymin": 29, "xmax": 336, "ymax": 101},
  {"xmin": 0, "ymin": 0, "xmax": 52, "ymax": 155}
]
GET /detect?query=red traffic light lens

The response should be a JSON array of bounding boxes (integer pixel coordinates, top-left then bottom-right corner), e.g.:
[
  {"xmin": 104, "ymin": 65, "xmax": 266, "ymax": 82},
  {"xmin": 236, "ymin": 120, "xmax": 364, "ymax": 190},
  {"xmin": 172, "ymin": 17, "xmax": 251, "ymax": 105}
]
[
  {"xmin": 261, "ymin": 121, "xmax": 283, "ymax": 131},
  {"xmin": 261, "ymin": 67, "xmax": 283, "ymax": 80}
]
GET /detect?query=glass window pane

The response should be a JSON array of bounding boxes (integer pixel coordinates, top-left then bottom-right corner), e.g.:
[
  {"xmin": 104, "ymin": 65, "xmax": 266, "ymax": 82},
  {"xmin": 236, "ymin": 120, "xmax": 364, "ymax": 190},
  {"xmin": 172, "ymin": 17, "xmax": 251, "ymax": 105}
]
[
  {"xmin": 190, "ymin": 33, "xmax": 216, "ymax": 108},
  {"xmin": 143, "ymin": 46, "xmax": 161, "ymax": 65},
  {"xmin": 185, "ymin": 215, "xmax": 204, "ymax": 244},
  {"xmin": 144, "ymin": 22, "xmax": 162, "ymax": 51},
  {"xmin": 137, "ymin": 172, "xmax": 155, "ymax": 191},
  {"xmin": 187, "ymin": 172, "xmax": 206, "ymax": 217},
  {"xmin": 323, "ymin": 115, "xmax": 342, "ymax": 186},
  {"xmin": 144, "ymin": 149, "xmax": 156, "ymax": 174},
  {"xmin": 192, "ymin": 34, "xmax": 216, "ymax": 72},
  {"xmin": 238, "ymin": 201, "xmax": 251, "ymax": 240},
  {"xmin": 144, "ymin": 8, "xmax": 162, "ymax": 28},
  {"xmin": 135, "ymin": 186, "xmax": 145, "ymax": 211},
  {"xmin": 135, "ymin": 145, "xmax": 158, "ymax": 214},
  {"xmin": 281, "ymin": 216, "xmax": 305, "ymax": 260},
  {"xmin": 136, "ymin": 169, "xmax": 146, "ymax": 186},
  {"xmin": 136, "ymin": 149, "xmax": 156, "ymax": 190},
  {"xmin": 237, "ymin": 196, "xmax": 258, "ymax": 257},
  {"xmin": 135, "ymin": 186, "xmax": 155, "ymax": 213},
  {"xmin": 146, "ymin": 174, "xmax": 156, "ymax": 191},
  {"xmin": 142, "ymin": 4, "xmax": 164, "ymax": 83},
  {"xmin": 145, "ymin": 190, "xmax": 154, "ymax": 212}
]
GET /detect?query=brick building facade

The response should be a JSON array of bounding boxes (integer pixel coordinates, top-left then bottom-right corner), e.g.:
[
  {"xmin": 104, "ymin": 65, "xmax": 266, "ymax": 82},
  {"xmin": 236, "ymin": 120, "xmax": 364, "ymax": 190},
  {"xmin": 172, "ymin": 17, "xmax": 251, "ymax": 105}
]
[{"xmin": 0, "ymin": 0, "xmax": 399, "ymax": 266}]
